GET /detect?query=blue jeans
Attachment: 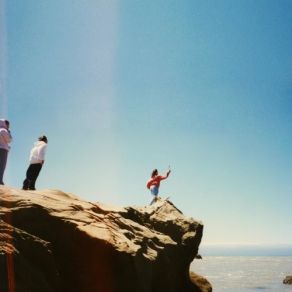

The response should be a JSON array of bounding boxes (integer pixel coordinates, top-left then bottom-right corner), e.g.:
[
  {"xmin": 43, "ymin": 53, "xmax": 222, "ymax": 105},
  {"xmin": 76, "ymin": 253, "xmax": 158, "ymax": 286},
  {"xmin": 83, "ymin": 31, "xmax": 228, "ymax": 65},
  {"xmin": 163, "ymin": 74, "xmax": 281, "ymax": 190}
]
[
  {"xmin": 150, "ymin": 185, "xmax": 159, "ymax": 196},
  {"xmin": 150, "ymin": 186, "xmax": 159, "ymax": 205}
]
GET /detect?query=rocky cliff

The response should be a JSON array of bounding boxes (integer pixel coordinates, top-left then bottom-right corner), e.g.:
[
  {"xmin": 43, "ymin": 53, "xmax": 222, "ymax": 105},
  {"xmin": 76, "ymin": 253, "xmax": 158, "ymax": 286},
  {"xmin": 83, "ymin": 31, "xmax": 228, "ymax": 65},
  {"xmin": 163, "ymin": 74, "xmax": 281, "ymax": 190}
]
[{"xmin": 0, "ymin": 186, "xmax": 211, "ymax": 292}]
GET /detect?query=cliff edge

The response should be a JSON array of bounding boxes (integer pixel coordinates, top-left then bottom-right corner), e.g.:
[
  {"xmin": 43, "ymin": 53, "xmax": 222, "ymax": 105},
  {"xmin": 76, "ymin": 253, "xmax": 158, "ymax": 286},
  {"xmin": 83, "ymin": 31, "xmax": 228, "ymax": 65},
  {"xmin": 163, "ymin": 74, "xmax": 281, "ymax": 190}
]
[{"xmin": 0, "ymin": 186, "xmax": 211, "ymax": 292}]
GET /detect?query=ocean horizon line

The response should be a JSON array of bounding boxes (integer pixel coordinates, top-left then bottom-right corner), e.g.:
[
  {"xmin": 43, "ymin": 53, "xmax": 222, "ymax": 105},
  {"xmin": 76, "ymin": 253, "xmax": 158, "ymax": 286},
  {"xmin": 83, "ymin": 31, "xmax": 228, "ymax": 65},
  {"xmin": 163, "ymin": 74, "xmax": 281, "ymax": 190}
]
[{"xmin": 199, "ymin": 243, "xmax": 292, "ymax": 256}]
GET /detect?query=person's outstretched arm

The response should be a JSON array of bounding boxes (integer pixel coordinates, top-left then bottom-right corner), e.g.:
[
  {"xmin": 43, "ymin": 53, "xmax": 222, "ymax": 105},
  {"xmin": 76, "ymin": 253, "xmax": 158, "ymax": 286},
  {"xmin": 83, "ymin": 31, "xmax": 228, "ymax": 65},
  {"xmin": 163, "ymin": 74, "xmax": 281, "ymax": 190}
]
[{"xmin": 160, "ymin": 170, "xmax": 171, "ymax": 181}]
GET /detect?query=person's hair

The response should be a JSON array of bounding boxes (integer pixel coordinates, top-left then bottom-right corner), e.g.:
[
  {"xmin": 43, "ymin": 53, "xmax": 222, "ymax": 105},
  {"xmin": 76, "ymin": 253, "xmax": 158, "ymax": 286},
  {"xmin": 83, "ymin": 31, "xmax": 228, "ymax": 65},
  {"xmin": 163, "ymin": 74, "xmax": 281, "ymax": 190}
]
[
  {"xmin": 151, "ymin": 169, "xmax": 158, "ymax": 178},
  {"xmin": 4, "ymin": 120, "xmax": 9, "ymax": 127},
  {"xmin": 38, "ymin": 135, "xmax": 48, "ymax": 143}
]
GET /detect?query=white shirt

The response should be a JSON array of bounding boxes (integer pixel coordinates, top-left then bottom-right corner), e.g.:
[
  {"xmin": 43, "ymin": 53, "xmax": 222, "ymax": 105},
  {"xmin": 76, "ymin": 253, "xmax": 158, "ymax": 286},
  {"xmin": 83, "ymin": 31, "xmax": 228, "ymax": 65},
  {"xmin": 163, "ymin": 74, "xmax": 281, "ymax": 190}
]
[{"xmin": 29, "ymin": 141, "xmax": 47, "ymax": 164}]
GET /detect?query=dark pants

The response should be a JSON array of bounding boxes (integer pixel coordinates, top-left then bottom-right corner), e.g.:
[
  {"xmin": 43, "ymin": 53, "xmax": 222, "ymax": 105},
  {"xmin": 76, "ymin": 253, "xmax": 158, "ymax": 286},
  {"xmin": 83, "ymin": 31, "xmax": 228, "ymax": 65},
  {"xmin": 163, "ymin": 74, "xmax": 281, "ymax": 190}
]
[
  {"xmin": 22, "ymin": 163, "xmax": 42, "ymax": 190},
  {"xmin": 0, "ymin": 149, "xmax": 8, "ymax": 185}
]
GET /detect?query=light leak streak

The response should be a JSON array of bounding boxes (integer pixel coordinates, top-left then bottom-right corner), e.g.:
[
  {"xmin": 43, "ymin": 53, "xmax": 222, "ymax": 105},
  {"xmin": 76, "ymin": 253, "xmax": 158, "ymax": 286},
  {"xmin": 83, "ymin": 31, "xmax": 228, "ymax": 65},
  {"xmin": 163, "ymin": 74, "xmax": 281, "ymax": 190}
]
[
  {"xmin": 0, "ymin": 1, "xmax": 15, "ymax": 291},
  {"xmin": 0, "ymin": 0, "xmax": 8, "ymax": 117}
]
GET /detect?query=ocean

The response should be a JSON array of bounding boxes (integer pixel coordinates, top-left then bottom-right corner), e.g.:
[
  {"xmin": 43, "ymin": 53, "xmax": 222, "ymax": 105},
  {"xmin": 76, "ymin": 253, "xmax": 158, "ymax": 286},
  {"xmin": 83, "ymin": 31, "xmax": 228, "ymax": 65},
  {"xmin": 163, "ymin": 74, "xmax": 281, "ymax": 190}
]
[{"xmin": 191, "ymin": 256, "xmax": 292, "ymax": 291}]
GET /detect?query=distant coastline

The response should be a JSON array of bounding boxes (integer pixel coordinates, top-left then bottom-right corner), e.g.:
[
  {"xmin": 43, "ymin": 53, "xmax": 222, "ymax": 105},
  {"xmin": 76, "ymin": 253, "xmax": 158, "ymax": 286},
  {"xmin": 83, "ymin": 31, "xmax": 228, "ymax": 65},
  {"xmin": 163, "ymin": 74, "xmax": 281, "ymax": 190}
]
[{"xmin": 199, "ymin": 244, "xmax": 292, "ymax": 256}]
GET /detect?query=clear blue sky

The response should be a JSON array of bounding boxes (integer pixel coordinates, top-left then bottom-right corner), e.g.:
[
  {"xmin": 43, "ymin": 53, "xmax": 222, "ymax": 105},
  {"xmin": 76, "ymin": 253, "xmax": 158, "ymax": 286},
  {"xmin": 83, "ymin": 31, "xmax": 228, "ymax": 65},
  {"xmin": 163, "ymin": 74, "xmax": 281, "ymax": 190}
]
[{"xmin": 1, "ymin": 0, "xmax": 291, "ymax": 246}]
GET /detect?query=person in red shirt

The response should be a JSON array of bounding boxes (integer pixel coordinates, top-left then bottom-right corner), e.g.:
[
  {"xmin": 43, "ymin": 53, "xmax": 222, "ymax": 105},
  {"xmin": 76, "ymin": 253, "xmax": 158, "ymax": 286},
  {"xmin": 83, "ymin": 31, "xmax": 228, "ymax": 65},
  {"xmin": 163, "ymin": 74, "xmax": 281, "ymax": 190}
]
[{"xmin": 146, "ymin": 168, "xmax": 171, "ymax": 205}]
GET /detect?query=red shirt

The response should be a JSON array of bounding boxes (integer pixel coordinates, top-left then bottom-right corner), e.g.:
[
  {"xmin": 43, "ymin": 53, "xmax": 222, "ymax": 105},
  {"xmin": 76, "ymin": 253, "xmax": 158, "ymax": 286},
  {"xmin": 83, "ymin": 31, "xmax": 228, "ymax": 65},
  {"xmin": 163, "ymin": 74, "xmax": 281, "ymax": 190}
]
[{"xmin": 146, "ymin": 175, "xmax": 167, "ymax": 189}]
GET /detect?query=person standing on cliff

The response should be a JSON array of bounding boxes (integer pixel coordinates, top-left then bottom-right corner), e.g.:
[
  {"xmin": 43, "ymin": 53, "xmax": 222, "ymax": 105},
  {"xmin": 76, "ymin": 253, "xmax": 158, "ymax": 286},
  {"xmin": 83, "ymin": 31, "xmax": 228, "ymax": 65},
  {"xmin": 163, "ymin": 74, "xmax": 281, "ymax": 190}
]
[
  {"xmin": 22, "ymin": 135, "xmax": 48, "ymax": 190},
  {"xmin": 146, "ymin": 168, "xmax": 171, "ymax": 205},
  {"xmin": 0, "ymin": 119, "xmax": 12, "ymax": 185}
]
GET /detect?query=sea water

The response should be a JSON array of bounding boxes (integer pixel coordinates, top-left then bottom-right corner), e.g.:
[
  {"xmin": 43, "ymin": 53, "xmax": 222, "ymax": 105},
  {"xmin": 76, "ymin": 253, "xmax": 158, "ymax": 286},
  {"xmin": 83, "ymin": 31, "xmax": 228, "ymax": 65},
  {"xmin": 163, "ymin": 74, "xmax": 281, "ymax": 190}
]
[{"xmin": 191, "ymin": 256, "xmax": 292, "ymax": 291}]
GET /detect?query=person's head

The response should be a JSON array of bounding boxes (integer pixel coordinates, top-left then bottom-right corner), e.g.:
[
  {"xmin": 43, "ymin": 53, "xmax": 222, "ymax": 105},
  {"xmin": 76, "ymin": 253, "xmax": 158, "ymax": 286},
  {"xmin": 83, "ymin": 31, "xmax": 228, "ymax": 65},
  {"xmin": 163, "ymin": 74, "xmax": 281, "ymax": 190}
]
[
  {"xmin": 151, "ymin": 169, "xmax": 158, "ymax": 178},
  {"xmin": 38, "ymin": 135, "xmax": 48, "ymax": 143},
  {"xmin": 0, "ymin": 119, "xmax": 9, "ymax": 129}
]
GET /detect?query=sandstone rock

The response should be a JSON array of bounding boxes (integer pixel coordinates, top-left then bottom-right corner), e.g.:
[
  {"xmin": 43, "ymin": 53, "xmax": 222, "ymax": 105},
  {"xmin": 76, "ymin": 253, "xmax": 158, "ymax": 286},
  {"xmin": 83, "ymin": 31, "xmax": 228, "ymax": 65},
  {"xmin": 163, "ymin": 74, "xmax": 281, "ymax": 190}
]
[
  {"xmin": 0, "ymin": 220, "xmax": 61, "ymax": 291},
  {"xmin": 190, "ymin": 272, "xmax": 212, "ymax": 292},
  {"xmin": 0, "ymin": 186, "xmax": 210, "ymax": 292},
  {"xmin": 283, "ymin": 276, "xmax": 292, "ymax": 284}
]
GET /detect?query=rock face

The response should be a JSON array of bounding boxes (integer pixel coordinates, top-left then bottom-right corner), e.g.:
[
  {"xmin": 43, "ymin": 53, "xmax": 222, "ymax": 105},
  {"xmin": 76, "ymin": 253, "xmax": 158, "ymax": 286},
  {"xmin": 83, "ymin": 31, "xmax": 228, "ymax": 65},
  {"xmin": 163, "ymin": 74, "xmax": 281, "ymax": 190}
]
[
  {"xmin": 0, "ymin": 186, "xmax": 211, "ymax": 292},
  {"xmin": 283, "ymin": 276, "xmax": 292, "ymax": 284}
]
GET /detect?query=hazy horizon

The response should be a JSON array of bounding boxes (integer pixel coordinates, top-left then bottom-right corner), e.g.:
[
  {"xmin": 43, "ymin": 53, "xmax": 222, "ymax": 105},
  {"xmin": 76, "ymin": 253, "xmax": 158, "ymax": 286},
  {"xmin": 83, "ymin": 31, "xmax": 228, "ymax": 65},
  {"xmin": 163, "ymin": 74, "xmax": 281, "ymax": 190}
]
[{"xmin": 200, "ymin": 243, "xmax": 292, "ymax": 256}]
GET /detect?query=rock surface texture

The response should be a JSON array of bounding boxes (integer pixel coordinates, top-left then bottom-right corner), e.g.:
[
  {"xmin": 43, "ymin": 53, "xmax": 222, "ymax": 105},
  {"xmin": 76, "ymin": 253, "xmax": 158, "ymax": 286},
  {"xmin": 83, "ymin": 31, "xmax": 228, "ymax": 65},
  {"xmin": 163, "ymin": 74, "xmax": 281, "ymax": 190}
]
[
  {"xmin": 283, "ymin": 276, "xmax": 292, "ymax": 284},
  {"xmin": 0, "ymin": 186, "xmax": 211, "ymax": 292}
]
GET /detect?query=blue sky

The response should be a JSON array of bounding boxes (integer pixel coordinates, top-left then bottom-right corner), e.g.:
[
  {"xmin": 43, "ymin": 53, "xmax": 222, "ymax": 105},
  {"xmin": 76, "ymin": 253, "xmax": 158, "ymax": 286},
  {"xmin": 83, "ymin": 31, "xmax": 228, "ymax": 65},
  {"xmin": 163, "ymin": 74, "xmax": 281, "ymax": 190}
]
[{"xmin": 1, "ymin": 0, "xmax": 292, "ymax": 246}]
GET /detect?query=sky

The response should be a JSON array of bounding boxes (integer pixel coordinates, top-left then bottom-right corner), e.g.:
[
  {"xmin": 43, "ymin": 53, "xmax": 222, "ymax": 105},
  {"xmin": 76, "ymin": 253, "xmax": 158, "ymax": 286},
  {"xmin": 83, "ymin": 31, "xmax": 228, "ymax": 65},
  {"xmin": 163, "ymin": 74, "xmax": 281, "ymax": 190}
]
[{"xmin": 1, "ymin": 0, "xmax": 292, "ymax": 247}]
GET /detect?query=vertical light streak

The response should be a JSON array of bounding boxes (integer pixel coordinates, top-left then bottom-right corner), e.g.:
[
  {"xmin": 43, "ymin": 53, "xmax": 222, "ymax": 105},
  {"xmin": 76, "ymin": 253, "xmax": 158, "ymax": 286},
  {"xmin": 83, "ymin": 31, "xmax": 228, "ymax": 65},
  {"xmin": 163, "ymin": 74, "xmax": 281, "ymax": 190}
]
[
  {"xmin": 0, "ymin": 2, "xmax": 14, "ymax": 290},
  {"xmin": 0, "ymin": 0, "xmax": 7, "ymax": 117}
]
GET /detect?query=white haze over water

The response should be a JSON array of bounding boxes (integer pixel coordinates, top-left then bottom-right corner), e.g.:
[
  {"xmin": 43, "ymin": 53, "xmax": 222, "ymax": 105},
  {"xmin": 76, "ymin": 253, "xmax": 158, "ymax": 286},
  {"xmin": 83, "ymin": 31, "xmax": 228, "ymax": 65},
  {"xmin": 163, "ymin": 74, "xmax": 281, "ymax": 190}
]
[{"xmin": 191, "ymin": 256, "xmax": 292, "ymax": 292}]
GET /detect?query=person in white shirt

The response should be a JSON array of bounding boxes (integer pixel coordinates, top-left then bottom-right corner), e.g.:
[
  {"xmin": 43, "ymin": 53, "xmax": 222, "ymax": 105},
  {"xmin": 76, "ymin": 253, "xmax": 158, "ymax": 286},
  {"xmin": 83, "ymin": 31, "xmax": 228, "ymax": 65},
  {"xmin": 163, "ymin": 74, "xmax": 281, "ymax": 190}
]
[
  {"xmin": 0, "ymin": 119, "xmax": 12, "ymax": 185},
  {"xmin": 22, "ymin": 135, "xmax": 48, "ymax": 190}
]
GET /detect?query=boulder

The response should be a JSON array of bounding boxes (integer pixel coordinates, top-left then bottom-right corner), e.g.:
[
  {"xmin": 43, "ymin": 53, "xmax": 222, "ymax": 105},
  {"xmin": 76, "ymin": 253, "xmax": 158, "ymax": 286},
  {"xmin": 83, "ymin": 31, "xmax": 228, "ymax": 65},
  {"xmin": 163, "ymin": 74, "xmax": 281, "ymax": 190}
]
[
  {"xmin": 283, "ymin": 276, "xmax": 292, "ymax": 284},
  {"xmin": 190, "ymin": 272, "xmax": 212, "ymax": 292},
  {"xmin": 0, "ymin": 186, "xmax": 211, "ymax": 292}
]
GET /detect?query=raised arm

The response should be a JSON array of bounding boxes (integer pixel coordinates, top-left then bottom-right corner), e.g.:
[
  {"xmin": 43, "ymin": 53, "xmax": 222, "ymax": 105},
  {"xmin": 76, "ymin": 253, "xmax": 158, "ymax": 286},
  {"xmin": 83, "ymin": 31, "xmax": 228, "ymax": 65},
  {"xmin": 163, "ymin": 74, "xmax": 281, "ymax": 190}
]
[{"xmin": 159, "ymin": 170, "xmax": 171, "ymax": 181}]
